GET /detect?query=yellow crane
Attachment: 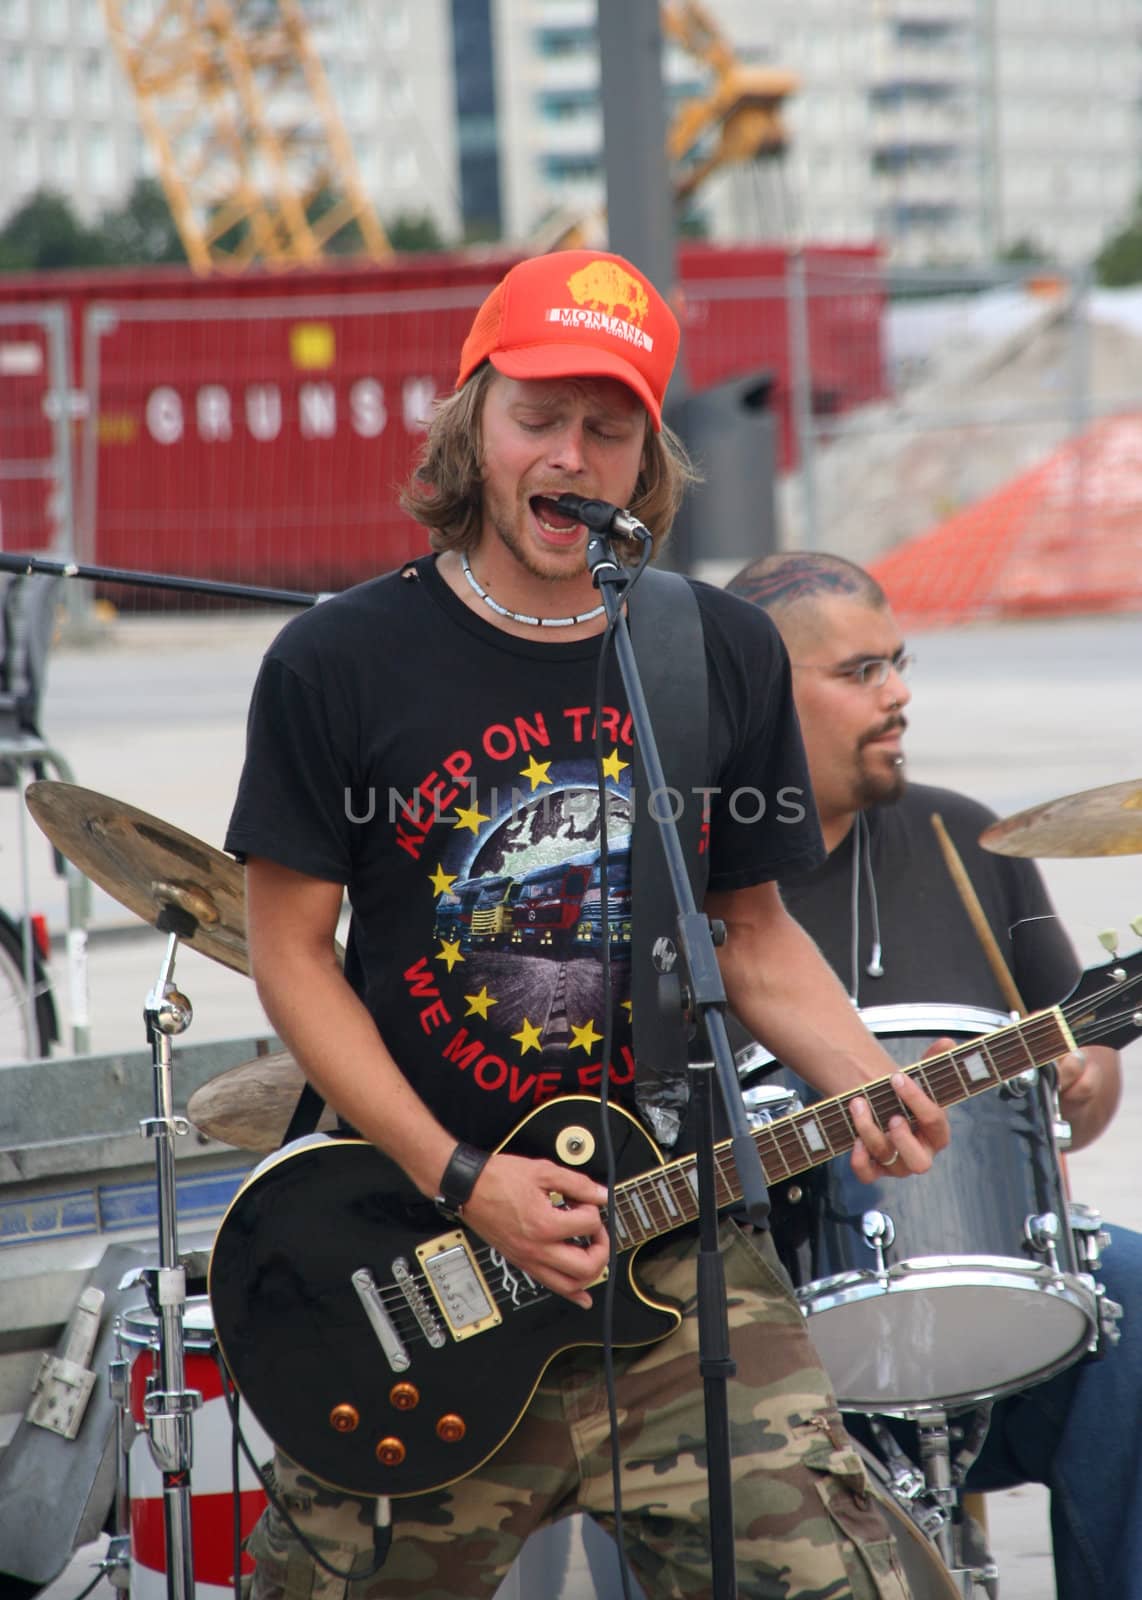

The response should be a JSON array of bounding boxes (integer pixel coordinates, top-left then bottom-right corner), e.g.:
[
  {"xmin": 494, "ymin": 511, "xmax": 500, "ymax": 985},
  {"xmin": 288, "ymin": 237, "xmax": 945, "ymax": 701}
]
[
  {"xmin": 535, "ymin": 1, "xmax": 798, "ymax": 251},
  {"xmin": 102, "ymin": 0, "xmax": 391, "ymax": 274},
  {"xmin": 661, "ymin": 0, "xmax": 797, "ymax": 204}
]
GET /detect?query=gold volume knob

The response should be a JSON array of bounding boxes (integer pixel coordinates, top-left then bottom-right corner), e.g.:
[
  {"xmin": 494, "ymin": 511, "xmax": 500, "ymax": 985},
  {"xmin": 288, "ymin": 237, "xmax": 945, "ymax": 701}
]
[
  {"xmin": 436, "ymin": 1414, "xmax": 466, "ymax": 1443},
  {"xmin": 329, "ymin": 1404, "xmax": 359, "ymax": 1433},
  {"xmin": 390, "ymin": 1383, "xmax": 420, "ymax": 1411},
  {"xmin": 376, "ymin": 1437, "xmax": 406, "ymax": 1466}
]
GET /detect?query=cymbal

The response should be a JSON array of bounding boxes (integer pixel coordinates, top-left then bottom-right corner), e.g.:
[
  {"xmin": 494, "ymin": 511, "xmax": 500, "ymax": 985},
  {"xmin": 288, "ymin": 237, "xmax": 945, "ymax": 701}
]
[
  {"xmin": 980, "ymin": 777, "xmax": 1142, "ymax": 858},
  {"xmin": 187, "ymin": 1050, "xmax": 337, "ymax": 1151},
  {"xmin": 25, "ymin": 780, "xmax": 250, "ymax": 973}
]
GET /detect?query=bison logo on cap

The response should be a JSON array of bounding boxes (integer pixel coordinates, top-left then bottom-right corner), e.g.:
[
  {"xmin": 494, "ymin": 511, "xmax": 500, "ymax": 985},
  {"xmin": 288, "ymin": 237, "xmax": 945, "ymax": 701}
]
[{"xmin": 566, "ymin": 260, "xmax": 650, "ymax": 326}]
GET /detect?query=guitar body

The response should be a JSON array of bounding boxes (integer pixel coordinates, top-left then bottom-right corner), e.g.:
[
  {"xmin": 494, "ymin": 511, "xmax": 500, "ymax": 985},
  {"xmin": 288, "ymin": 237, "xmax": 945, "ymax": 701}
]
[{"xmin": 209, "ymin": 1097, "xmax": 681, "ymax": 1498}]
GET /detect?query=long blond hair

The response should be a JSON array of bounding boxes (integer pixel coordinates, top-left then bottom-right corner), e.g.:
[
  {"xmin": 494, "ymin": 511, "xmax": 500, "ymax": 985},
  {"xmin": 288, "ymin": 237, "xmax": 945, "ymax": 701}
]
[{"xmin": 400, "ymin": 364, "xmax": 698, "ymax": 558}]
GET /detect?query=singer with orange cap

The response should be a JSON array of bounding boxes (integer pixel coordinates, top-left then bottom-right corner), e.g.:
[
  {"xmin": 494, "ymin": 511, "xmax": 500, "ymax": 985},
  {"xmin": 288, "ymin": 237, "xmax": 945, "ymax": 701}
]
[{"xmin": 224, "ymin": 249, "xmax": 948, "ymax": 1599}]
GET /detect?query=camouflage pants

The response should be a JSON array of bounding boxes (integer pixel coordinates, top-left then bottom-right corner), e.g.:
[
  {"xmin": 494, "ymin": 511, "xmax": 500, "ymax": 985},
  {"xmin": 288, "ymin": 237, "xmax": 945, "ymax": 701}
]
[{"xmin": 247, "ymin": 1221, "xmax": 911, "ymax": 1600}]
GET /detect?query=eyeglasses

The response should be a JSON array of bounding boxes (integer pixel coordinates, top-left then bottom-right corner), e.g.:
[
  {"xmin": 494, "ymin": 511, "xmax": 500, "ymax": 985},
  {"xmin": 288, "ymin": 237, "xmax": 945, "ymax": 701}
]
[{"xmin": 793, "ymin": 651, "xmax": 915, "ymax": 689}]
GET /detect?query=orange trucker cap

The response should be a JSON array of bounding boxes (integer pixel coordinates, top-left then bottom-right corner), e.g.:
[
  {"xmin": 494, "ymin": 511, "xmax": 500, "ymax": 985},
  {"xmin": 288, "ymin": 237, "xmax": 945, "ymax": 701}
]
[{"xmin": 456, "ymin": 250, "xmax": 680, "ymax": 430}]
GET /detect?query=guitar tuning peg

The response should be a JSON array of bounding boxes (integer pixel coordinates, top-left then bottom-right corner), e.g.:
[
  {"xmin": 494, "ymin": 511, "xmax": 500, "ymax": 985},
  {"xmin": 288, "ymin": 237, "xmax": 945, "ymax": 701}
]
[
  {"xmin": 1130, "ymin": 916, "xmax": 1142, "ymax": 940},
  {"xmin": 1097, "ymin": 929, "xmax": 1120, "ymax": 955}
]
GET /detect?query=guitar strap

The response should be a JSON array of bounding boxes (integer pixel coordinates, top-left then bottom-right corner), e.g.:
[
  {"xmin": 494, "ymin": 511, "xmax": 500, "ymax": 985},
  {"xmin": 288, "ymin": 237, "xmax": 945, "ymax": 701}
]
[
  {"xmin": 627, "ymin": 568, "xmax": 710, "ymax": 1151},
  {"xmin": 279, "ymin": 568, "xmax": 713, "ymax": 1152}
]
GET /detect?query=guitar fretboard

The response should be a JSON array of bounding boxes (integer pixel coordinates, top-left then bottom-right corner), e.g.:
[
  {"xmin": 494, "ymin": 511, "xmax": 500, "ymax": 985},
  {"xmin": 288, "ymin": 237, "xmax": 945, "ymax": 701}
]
[{"xmin": 607, "ymin": 1007, "xmax": 1072, "ymax": 1251}]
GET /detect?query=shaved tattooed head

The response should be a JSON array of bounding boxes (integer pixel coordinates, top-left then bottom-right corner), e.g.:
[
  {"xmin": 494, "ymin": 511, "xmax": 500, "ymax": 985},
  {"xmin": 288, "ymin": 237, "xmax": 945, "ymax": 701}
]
[{"xmin": 727, "ymin": 552, "xmax": 886, "ymax": 616}]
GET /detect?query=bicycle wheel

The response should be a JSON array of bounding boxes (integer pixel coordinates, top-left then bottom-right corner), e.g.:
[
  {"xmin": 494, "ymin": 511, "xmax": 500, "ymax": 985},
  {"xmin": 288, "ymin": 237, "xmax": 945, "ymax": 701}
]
[{"xmin": 0, "ymin": 913, "xmax": 54, "ymax": 1059}]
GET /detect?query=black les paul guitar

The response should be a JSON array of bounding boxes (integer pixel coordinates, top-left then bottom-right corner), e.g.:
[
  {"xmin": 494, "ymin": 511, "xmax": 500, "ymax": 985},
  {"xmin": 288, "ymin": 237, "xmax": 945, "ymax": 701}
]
[{"xmin": 208, "ymin": 949, "xmax": 1142, "ymax": 1498}]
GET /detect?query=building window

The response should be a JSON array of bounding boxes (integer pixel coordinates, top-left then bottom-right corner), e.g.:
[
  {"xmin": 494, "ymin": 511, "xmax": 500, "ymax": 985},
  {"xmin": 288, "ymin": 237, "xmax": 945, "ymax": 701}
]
[
  {"xmin": 6, "ymin": 47, "xmax": 30, "ymax": 109},
  {"xmin": 85, "ymin": 51, "xmax": 110, "ymax": 109},
  {"xmin": 46, "ymin": 54, "xmax": 71, "ymax": 114},
  {"xmin": 49, "ymin": 128, "xmax": 77, "ymax": 186}
]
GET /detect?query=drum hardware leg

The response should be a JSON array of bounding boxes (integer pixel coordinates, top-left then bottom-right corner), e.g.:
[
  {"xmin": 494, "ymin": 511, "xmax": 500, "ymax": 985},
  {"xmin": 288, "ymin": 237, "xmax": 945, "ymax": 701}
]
[
  {"xmin": 867, "ymin": 1417, "xmax": 948, "ymax": 1542},
  {"xmin": 105, "ymin": 1333, "xmax": 133, "ymax": 1591},
  {"xmin": 911, "ymin": 1408, "xmax": 1000, "ymax": 1598},
  {"xmin": 138, "ymin": 922, "xmax": 200, "ymax": 1600}
]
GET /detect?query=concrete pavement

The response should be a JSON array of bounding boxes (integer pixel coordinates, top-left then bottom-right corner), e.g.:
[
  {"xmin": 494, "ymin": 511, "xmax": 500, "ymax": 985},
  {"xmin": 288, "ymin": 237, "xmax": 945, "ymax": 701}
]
[{"xmin": 22, "ymin": 601, "xmax": 1142, "ymax": 1599}]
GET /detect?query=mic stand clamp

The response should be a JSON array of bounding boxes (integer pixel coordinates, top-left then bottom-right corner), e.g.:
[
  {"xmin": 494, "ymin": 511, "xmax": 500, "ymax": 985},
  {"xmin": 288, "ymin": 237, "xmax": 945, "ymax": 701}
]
[
  {"xmin": 586, "ymin": 527, "xmax": 769, "ymax": 1600},
  {"xmin": 139, "ymin": 904, "xmax": 202, "ymax": 1600}
]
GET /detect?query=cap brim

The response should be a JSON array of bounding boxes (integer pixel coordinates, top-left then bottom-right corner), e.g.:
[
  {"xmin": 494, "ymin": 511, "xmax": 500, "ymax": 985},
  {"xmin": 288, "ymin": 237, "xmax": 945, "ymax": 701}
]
[{"xmin": 488, "ymin": 345, "xmax": 662, "ymax": 430}]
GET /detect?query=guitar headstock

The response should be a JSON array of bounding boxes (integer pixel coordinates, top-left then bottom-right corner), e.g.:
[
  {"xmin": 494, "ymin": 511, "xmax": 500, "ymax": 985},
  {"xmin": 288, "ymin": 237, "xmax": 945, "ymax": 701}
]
[{"xmin": 1065, "ymin": 942, "xmax": 1142, "ymax": 1053}]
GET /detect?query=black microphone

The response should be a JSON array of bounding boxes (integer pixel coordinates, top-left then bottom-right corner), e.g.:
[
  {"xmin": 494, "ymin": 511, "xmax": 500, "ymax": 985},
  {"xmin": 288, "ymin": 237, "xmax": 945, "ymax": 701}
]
[{"xmin": 553, "ymin": 494, "xmax": 652, "ymax": 543}]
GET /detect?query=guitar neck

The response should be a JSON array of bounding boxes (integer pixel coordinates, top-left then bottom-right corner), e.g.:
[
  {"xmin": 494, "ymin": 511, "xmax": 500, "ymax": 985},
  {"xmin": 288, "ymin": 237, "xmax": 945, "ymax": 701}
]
[{"xmin": 609, "ymin": 1004, "xmax": 1073, "ymax": 1252}]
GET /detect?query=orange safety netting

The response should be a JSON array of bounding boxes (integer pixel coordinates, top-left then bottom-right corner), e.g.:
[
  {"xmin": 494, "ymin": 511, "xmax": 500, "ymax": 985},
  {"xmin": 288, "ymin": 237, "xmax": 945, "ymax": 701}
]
[{"xmin": 870, "ymin": 413, "xmax": 1142, "ymax": 628}]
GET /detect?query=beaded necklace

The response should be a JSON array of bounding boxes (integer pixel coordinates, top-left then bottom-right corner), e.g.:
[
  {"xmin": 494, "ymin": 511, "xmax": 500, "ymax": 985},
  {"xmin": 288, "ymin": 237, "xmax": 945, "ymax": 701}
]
[{"xmin": 460, "ymin": 551, "xmax": 605, "ymax": 628}]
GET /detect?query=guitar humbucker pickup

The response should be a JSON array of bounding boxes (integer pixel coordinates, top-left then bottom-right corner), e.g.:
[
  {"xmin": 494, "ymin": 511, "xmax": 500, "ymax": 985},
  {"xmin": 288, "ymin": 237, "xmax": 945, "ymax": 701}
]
[{"xmin": 416, "ymin": 1230, "xmax": 503, "ymax": 1341}]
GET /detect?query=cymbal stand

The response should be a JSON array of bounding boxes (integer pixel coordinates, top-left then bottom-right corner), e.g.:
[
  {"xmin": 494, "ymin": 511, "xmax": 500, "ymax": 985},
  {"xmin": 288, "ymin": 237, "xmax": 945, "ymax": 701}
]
[{"xmin": 139, "ymin": 907, "xmax": 201, "ymax": 1600}]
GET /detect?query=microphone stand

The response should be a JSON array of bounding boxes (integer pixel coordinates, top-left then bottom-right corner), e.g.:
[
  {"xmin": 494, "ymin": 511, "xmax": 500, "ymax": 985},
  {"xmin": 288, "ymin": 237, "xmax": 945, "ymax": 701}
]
[{"xmin": 576, "ymin": 506, "xmax": 770, "ymax": 1600}]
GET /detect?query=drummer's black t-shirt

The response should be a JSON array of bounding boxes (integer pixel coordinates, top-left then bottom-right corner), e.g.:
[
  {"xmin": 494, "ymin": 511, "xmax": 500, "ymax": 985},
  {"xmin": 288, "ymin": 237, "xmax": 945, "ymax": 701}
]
[
  {"xmin": 780, "ymin": 783, "xmax": 1081, "ymax": 1017},
  {"xmin": 226, "ymin": 554, "xmax": 824, "ymax": 1151}
]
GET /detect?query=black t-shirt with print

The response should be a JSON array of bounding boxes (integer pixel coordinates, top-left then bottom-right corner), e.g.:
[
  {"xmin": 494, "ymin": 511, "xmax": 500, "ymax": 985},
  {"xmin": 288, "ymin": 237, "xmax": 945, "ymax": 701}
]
[{"xmin": 226, "ymin": 554, "xmax": 824, "ymax": 1150}]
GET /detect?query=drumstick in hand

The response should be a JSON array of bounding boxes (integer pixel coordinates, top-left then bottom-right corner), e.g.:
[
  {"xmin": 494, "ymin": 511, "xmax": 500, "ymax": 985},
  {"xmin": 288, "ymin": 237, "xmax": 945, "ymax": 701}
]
[{"xmin": 930, "ymin": 812, "xmax": 1026, "ymax": 1016}]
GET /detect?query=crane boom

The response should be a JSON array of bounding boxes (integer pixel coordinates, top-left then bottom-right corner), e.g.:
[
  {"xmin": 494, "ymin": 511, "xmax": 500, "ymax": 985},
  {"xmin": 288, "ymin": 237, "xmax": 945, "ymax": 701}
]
[{"xmin": 102, "ymin": 0, "xmax": 391, "ymax": 273}]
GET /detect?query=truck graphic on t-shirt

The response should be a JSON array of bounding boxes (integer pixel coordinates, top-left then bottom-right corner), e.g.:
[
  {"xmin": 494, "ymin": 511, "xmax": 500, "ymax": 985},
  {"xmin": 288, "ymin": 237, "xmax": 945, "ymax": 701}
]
[
  {"xmin": 573, "ymin": 845, "xmax": 631, "ymax": 955},
  {"xmin": 508, "ymin": 855, "xmax": 594, "ymax": 957},
  {"xmin": 434, "ymin": 876, "xmax": 518, "ymax": 950},
  {"xmin": 434, "ymin": 843, "xmax": 630, "ymax": 961}
]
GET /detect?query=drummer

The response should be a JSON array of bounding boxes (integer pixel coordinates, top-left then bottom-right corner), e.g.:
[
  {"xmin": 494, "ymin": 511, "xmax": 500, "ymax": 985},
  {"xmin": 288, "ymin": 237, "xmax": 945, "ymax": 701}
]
[{"xmin": 726, "ymin": 549, "xmax": 1142, "ymax": 1600}]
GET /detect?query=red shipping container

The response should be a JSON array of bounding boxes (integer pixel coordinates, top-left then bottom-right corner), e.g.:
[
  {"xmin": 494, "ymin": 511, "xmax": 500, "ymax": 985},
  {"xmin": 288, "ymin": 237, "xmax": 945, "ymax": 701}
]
[{"xmin": 0, "ymin": 244, "xmax": 884, "ymax": 596}]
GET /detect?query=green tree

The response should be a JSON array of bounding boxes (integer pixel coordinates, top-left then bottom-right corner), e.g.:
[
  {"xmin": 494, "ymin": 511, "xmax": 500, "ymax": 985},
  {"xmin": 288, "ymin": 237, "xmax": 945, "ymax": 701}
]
[
  {"xmin": 0, "ymin": 189, "xmax": 107, "ymax": 271},
  {"xmin": 386, "ymin": 211, "xmax": 446, "ymax": 252},
  {"xmin": 1000, "ymin": 236, "xmax": 1048, "ymax": 265},
  {"xmin": 98, "ymin": 179, "xmax": 187, "ymax": 266},
  {"xmin": 1095, "ymin": 196, "xmax": 1142, "ymax": 286}
]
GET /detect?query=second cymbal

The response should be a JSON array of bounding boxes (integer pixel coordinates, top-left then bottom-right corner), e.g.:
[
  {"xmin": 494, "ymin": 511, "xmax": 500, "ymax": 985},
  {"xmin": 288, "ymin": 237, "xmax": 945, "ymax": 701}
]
[
  {"xmin": 980, "ymin": 777, "xmax": 1142, "ymax": 858},
  {"xmin": 188, "ymin": 1050, "xmax": 338, "ymax": 1151}
]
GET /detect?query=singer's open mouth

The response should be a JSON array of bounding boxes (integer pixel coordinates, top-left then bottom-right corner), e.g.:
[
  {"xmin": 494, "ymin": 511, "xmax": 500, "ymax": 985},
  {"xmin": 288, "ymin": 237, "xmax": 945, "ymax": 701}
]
[{"xmin": 530, "ymin": 495, "xmax": 583, "ymax": 536}]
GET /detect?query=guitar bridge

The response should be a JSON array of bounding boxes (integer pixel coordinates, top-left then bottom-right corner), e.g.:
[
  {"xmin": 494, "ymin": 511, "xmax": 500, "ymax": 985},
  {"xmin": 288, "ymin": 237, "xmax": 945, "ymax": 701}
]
[
  {"xmin": 416, "ymin": 1230, "xmax": 502, "ymax": 1342},
  {"xmin": 351, "ymin": 1268, "xmax": 411, "ymax": 1373}
]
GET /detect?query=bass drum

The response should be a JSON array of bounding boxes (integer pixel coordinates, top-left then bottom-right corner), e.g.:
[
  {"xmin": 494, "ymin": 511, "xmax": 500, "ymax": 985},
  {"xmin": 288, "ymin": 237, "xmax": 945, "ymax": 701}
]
[{"xmin": 761, "ymin": 1003, "xmax": 1098, "ymax": 1413}]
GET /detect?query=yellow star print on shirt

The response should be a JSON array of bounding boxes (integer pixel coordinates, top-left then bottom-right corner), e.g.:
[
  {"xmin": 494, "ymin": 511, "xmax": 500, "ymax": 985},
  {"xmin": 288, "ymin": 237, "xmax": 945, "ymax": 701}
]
[
  {"xmin": 601, "ymin": 748, "xmax": 629, "ymax": 782},
  {"xmin": 570, "ymin": 1019, "xmax": 603, "ymax": 1054},
  {"xmin": 435, "ymin": 939, "xmax": 464, "ymax": 972},
  {"xmin": 512, "ymin": 1017, "xmax": 543, "ymax": 1055},
  {"xmin": 464, "ymin": 986, "xmax": 497, "ymax": 1020},
  {"xmin": 519, "ymin": 755, "xmax": 553, "ymax": 791},
  {"xmin": 428, "ymin": 864, "xmax": 457, "ymax": 898},
  {"xmin": 453, "ymin": 803, "xmax": 491, "ymax": 835}
]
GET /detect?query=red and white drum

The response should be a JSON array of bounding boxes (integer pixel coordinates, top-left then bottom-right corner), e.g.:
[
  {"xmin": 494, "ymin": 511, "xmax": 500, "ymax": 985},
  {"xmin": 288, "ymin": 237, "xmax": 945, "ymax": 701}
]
[{"xmin": 121, "ymin": 1297, "xmax": 271, "ymax": 1600}]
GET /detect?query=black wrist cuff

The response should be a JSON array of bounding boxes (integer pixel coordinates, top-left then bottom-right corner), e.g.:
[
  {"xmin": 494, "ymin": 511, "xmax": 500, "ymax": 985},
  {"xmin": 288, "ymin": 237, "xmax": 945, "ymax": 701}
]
[{"xmin": 434, "ymin": 1142, "xmax": 490, "ymax": 1220}]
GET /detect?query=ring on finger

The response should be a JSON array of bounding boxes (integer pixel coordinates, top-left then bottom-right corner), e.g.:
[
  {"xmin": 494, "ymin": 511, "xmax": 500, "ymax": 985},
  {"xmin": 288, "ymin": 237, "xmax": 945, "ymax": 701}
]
[{"xmin": 882, "ymin": 1149, "xmax": 900, "ymax": 1169}]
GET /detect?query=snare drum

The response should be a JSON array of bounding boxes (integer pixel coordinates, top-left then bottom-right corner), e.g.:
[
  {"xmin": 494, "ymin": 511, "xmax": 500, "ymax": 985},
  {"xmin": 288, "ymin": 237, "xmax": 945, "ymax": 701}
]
[
  {"xmin": 758, "ymin": 1003, "xmax": 1098, "ymax": 1413},
  {"xmin": 120, "ymin": 1298, "xmax": 271, "ymax": 1600}
]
